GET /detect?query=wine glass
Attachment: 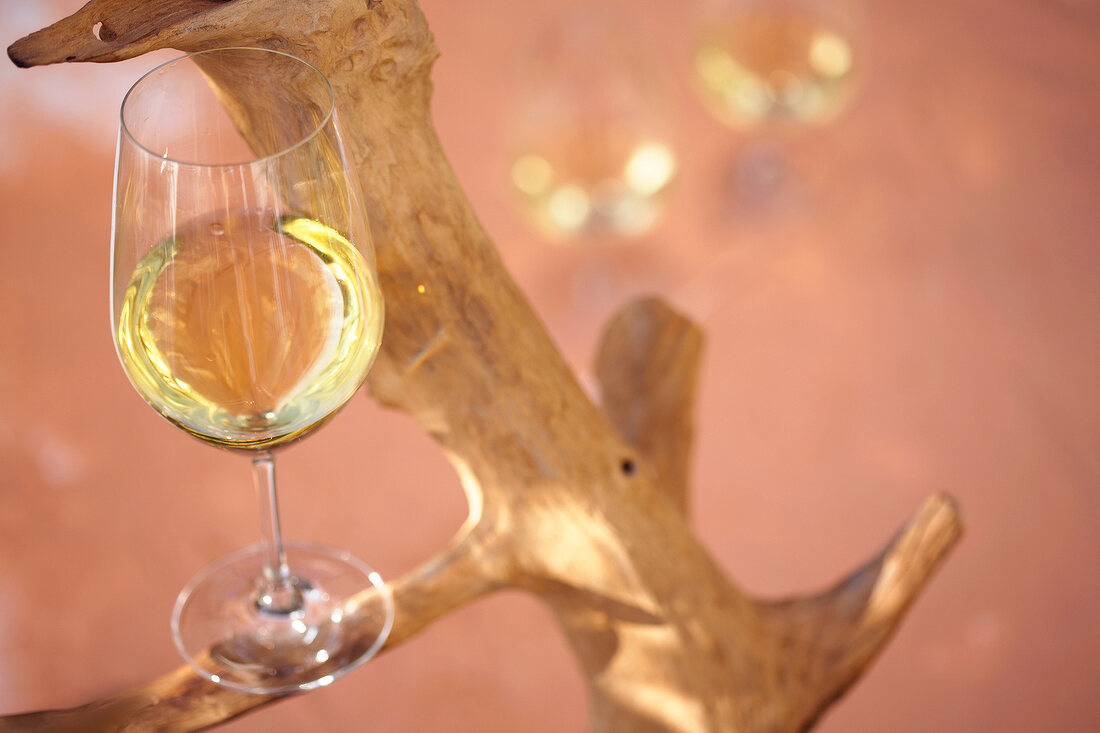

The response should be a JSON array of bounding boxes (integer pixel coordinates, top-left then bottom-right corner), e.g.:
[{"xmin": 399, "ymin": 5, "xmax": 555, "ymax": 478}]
[
  {"xmin": 691, "ymin": 0, "xmax": 864, "ymax": 201},
  {"xmin": 505, "ymin": 7, "xmax": 680, "ymax": 354},
  {"xmin": 508, "ymin": 7, "xmax": 678, "ymax": 242},
  {"xmin": 111, "ymin": 47, "xmax": 393, "ymax": 694}
]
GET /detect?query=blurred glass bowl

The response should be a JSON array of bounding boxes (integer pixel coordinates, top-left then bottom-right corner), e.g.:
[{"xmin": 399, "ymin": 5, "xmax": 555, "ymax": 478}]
[{"xmin": 507, "ymin": 9, "xmax": 678, "ymax": 242}]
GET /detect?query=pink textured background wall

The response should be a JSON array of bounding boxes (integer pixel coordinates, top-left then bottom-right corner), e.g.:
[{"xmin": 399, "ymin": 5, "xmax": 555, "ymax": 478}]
[{"xmin": 1, "ymin": 0, "xmax": 1097, "ymax": 730}]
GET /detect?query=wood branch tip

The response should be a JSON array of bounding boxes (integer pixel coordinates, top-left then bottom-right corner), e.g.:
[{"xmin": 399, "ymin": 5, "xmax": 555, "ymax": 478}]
[
  {"xmin": 5, "ymin": 0, "xmax": 248, "ymax": 69},
  {"xmin": 848, "ymin": 491, "xmax": 964, "ymax": 630},
  {"xmin": 926, "ymin": 491, "xmax": 964, "ymax": 527},
  {"xmin": 7, "ymin": 17, "xmax": 124, "ymax": 68},
  {"xmin": 610, "ymin": 294, "xmax": 701, "ymax": 330},
  {"xmin": 7, "ymin": 42, "xmax": 32, "ymax": 69},
  {"xmin": 910, "ymin": 491, "xmax": 965, "ymax": 549},
  {"xmin": 759, "ymin": 492, "xmax": 964, "ymax": 628},
  {"xmin": 596, "ymin": 295, "xmax": 705, "ymax": 369}
]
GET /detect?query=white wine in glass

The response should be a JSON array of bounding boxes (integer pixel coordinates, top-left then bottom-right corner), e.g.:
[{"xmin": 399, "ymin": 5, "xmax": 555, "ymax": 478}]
[
  {"xmin": 115, "ymin": 209, "xmax": 381, "ymax": 449},
  {"xmin": 111, "ymin": 47, "xmax": 392, "ymax": 694}
]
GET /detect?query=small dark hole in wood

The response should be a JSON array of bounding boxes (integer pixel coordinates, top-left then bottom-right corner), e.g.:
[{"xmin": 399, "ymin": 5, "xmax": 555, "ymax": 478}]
[{"xmin": 621, "ymin": 459, "xmax": 635, "ymax": 477}]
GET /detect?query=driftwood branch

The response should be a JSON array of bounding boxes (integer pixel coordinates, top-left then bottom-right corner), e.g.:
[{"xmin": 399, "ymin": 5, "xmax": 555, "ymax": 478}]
[
  {"xmin": 4, "ymin": 1, "xmax": 963, "ymax": 731},
  {"xmin": 596, "ymin": 296, "xmax": 704, "ymax": 512}
]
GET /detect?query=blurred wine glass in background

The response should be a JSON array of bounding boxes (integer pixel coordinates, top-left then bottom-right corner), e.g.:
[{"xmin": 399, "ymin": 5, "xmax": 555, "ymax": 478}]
[
  {"xmin": 691, "ymin": 0, "xmax": 864, "ymax": 203},
  {"xmin": 507, "ymin": 7, "xmax": 679, "ymax": 243}
]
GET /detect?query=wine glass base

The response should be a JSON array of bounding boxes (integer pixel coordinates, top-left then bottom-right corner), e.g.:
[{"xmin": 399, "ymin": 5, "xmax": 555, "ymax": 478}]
[{"xmin": 171, "ymin": 541, "xmax": 393, "ymax": 694}]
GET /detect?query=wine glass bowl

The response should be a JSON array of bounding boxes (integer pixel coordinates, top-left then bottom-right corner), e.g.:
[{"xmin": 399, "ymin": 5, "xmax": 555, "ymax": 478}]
[
  {"xmin": 111, "ymin": 47, "xmax": 392, "ymax": 693},
  {"xmin": 691, "ymin": 0, "xmax": 865, "ymax": 203},
  {"xmin": 113, "ymin": 48, "xmax": 382, "ymax": 451},
  {"xmin": 692, "ymin": 0, "xmax": 863, "ymax": 130},
  {"xmin": 507, "ymin": 10, "xmax": 678, "ymax": 241}
]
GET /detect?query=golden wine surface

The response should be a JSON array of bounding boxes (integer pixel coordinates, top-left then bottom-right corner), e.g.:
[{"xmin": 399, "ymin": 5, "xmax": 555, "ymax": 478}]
[
  {"xmin": 694, "ymin": 7, "xmax": 856, "ymax": 127},
  {"xmin": 115, "ymin": 210, "xmax": 382, "ymax": 450}
]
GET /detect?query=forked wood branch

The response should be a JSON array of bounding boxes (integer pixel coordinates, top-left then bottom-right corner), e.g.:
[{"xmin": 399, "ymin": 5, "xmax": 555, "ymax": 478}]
[{"xmin": 5, "ymin": 2, "xmax": 963, "ymax": 731}]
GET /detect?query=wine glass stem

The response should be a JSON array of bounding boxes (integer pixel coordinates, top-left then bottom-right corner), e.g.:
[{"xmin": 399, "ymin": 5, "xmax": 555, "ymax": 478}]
[{"xmin": 251, "ymin": 451, "xmax": 301, "ymax": 614}]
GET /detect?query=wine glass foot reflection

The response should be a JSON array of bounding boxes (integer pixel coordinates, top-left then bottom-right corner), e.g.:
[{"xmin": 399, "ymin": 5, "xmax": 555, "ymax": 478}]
[{"xmin": 173, "ymin": 542, "xmax": 393, "ymax": 694}]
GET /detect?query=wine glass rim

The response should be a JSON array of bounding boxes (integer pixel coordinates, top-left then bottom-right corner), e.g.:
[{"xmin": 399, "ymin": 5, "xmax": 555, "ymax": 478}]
[{"xmin": 118, "ymin": 46, "xmax": 335, "ymax": 169}]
